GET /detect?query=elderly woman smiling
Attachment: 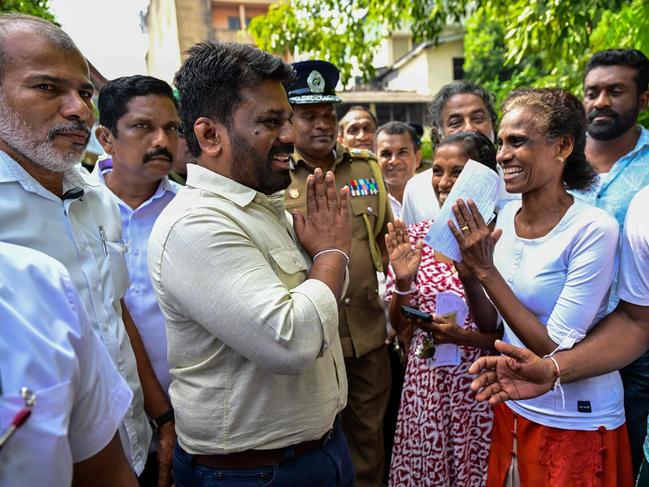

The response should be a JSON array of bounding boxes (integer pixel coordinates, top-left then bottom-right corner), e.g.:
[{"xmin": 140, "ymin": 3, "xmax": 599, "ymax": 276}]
[{"xmin": 448, "ymin": 88, "xmax": 632, "ymax": 486}]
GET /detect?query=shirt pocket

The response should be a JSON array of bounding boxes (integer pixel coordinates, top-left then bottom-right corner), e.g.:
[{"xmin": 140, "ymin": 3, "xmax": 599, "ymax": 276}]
[
  {"xmin": 349, "ymin": 197, "xmax": 377, "ymax": 241},
  {"xmin": 106, "ymin": 240, "xmax": 131, "ymax": 300},
  {"xmin": 269, "ymin": 247, "xmax": 308, "ymax": 289},
  {"xmin": 0, "ymin": 381, "xmax": 73, "ymax": 484}
]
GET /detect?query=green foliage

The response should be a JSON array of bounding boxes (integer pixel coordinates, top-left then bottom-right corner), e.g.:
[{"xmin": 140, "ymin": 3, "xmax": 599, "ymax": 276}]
[
  {"xmin": 465, "ymin": 0, "xmax": 649, "ymax": 127},
  {"xmin": 0, "ymin": 0, "xmax": 57, "ymax": 23}
]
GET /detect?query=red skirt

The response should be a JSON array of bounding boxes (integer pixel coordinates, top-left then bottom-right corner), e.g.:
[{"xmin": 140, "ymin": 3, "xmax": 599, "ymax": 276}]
[{"xmin": 486, "ymin": 403, "xmax": 634, "ymax": 487}]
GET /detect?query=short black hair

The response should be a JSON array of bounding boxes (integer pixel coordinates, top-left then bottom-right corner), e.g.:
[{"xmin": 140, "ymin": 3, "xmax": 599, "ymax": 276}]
[
  {"xmin": 585, "ymin": 49, "xmax": 649, "ymax": 94},
  {"xmin": 0, "ymin": 14, "xmax": 78, "ymax": 84},
  {"xmin": 429, "ymin": 80, "xmax": 497, "ymax": 144},
  {"xmin": 502, "ymin": 88, "xmax": 597, "ymax": 191},
  {"xmin": 98, "ymin": 75, "xmax": 177, "ymax": 135},
  {"xmin": 173, "ymin": 40, "xmax": 294, "ymax": 157},
  {"xmin": 339, "ymin": 105, "xmax": 378, "ymax": 132},
  {"xmin": 375, "ymin": 121, "xmax": 420, "ymax": 150},
  {"xmin": 437, "ymin": 131, "xmax": 497, "ymax": 173}
]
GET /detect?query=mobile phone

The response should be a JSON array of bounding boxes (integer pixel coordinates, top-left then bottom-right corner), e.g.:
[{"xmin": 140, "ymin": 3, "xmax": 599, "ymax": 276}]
[{"xmin": 400, "ymin": 305, "xmax": 433, "ymax": 322}]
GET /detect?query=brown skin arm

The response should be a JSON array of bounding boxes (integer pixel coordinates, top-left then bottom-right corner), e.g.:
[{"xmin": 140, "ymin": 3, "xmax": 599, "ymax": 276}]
[
  {"xmin": 72, "ymin": 433, "xmax": 138, "ymax": 487},
  {"xmin": 469, "ymin": 300, "xmax": 649, "ymax": 405},
  {"xmin": 449, "ymin": 200, "xmax": 559, "ymax": 356},
  {"xmin": 121, "ymin": 302, "xmax": 175, "ymax": 487}
]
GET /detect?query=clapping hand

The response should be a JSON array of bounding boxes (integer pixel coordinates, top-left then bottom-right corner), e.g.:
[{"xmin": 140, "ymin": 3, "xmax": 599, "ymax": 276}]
[
  {"xmin": 385, "ymin": 219, "xmax": 423, "ymax": 287},
  {"xmin": 469, "ymin": 340, "xmax": 558, "ymax": 405},
  {"xmin": 447, "ymin": 199, "xmax": 502, "ymax": 281}
]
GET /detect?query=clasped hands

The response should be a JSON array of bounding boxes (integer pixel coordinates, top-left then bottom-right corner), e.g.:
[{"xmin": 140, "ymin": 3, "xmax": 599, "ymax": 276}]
[{"xmin": 293, "ymin": 168, "xmax": 351, "ymax": 261}]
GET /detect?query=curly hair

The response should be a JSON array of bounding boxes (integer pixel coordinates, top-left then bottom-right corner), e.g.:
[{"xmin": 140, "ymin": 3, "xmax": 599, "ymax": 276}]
[
  {"xmin": 502, "ymin": 88, "xmax": 597, "ymax": 191},
  {"xmin": 429, "ymin": 80, "xmax": 497, "ymax": 144},
  {"xmin": 437, "ymin": 131, "xmax": 497, "ymax": 173}
]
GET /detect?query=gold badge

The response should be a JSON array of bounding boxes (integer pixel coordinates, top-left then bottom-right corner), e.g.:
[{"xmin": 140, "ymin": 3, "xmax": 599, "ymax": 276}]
[
  {"xmin": 288, "ymin": 188, "xmax": 300, "ymax": 199},
  {"xmin": 307, "ymin": 70, "xmax": 325, "ymax": 93}
]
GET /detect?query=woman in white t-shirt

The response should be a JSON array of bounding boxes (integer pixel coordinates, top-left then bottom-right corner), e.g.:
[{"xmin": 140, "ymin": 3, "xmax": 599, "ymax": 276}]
[{"xmin": 446, "ymin": 88, "xmax": 633, "ymax": 486}]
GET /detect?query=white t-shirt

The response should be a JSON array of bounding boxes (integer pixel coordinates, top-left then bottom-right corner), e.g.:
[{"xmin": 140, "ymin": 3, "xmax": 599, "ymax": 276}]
[
  {"xmin": 0, "ymin": 243, "xmax": 132, "ymax": 487},
  {"xmin": 618, "ymin": 185, "xmax": 649, "ymax": 306},
  {"xmin": 494, "ymin": 199, "xmax": 625, "ymax": 430},
  {"xmin": 401, "ymin": 169, "xmax": 438, "ymax": 225}
]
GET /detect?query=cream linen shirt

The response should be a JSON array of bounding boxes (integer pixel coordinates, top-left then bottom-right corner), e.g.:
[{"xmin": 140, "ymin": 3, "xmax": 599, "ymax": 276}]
[{"xmin": 148, "ymin": 164, "xmax": 347, "ymax": 455}]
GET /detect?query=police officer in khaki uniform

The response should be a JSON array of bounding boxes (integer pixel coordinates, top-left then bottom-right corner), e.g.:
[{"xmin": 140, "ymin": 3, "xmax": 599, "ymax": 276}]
[{"xmin": 284, "ymin": 60, "xmax": 392, "ymax": 487}]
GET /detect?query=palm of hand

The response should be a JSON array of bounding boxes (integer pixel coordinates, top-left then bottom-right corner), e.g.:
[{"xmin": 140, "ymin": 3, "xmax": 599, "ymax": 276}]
[{"xmin": 389, "ymin": 243, "xmax": 420, "ymax": 280}]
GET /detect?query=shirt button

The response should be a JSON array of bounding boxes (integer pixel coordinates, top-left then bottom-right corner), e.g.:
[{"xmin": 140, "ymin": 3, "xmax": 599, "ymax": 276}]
[
  {"xmin": 366, "ymin": 206, "xmax": 374, "ymax": 214},
  {"xmin": 343, "ymin": 297, "xmax": 351, "ymax": 306},
  {"xmin": 132, "ymin": 249, "xmax": 139, "ymax": 256}
]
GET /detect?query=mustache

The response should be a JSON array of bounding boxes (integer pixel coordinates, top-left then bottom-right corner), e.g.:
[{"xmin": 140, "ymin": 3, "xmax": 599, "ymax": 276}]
[
  {"xmin": 269, "ymin": 143, "xmax": 294, "ymax": 156},
  {"xmin": 587, "ymin": 108, "xmax": 620, "ymax": 123},
  {"xmin": 143, "ymin": 147, "xmax": 173, "ymax": 163},
  {"xmin": 48, "ymin": 121, "xmax": 91, "ymax": 140}
]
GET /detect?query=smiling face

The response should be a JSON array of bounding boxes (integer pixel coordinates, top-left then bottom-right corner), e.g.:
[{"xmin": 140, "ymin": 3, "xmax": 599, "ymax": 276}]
[
  {"xmin": 338, "ymin": 109, "xmax": 377, "ymax": 151},
  {"xmin": 0, "ymin": 30, "xmax": 94, "ymax": 172},
  {"xmin": 584, "ymin": 65, "xmax": 647, "ymax": 141},
  {"xmin": 496, "ymin": 107, "xmax": 565, "ymax": 195},
  {"xmin": 292, "ymin": 103, "xmax": 337, "ymax": 160},
  {"xmin": 432, "ymin": 143, "xmax": 469, "ymax": 206},
  {"xmin": 376, "ymin": 131, "xmax": 420, "ymax": 196},
  {"xmin": 99, "ymin": 94, "xmax": 180, "ymax": 184},
  {"xmin": 227, "ymin": 79, "xmax": 296, "ymax": 194},
  {"xmin": 440, "ymin": 93, "xmax": 495, "ymax": 141}
]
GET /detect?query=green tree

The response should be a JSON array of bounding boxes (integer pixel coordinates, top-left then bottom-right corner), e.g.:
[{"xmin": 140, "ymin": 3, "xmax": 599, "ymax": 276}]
[
  {"xmin": 464, "ymin": 0, "xmax": 649, "ymax": 126},
  {"xmin": 0, "ymin": 0, "xmax": 57, "ymax": 22}
]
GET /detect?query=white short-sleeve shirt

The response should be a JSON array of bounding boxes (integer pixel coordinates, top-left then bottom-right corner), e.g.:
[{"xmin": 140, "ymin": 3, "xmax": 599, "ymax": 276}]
[
  {"xmin": 0, "ymin": 152, "xmax": 151, "ymax": 473},
  {"xmin": 618, "ymin": 185, "xmax": 649, "ymax": 306},
  {"xmin": 494, "ymin": 199, "xmax": 625, "ymax": 430},
  {"xmin": 0, "ymin": 243, "xmax": 132, "ymax": 487}
]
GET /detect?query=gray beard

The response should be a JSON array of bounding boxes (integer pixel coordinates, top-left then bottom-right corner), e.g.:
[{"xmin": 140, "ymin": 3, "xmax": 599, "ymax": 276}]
[{"xmin": 0, "ymin": 96, "xmax": 88, "ymax": 172}]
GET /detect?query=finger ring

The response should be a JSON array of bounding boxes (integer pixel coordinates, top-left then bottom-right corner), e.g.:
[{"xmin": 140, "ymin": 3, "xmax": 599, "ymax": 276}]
[{"xmin": 460, "ymin": 224, "xmax": 470, "ymax": 232}]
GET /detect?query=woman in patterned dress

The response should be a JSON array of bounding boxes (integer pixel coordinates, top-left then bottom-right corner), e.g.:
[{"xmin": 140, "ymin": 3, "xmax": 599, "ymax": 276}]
[{"xmin": 386, "ymin": 131, "xmax": 502, "ymax": 486}]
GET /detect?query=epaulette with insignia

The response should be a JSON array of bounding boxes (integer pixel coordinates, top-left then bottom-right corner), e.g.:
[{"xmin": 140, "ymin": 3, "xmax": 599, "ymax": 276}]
[{"xmin": 349, "ymin": 148, "xmax": 376, "ymax": 160}]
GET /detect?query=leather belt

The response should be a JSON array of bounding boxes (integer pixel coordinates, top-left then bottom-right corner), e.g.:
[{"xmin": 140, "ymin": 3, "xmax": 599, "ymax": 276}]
[{"xmin": 194, "ymin": 416, "xmax": 339, "ymax": 469}]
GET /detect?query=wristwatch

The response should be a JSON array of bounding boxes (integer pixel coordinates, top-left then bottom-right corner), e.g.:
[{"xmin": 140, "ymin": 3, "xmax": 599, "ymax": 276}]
[{"xmin": 150, "ymin": 408, "xmax": 174, "ymax": 430}]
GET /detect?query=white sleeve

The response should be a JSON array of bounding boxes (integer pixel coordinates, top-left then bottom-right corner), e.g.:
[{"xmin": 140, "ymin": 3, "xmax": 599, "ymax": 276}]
[
  {"xmin": 618, "ymin": 191, "xmax": 649, "ymax": 306},
  {"xmin": 62, "ymin": 272, "xmax": 133, "ymax": 463},
  {"xmin": 545, "ymin": 218, "xmax": 619, "ymax": 348},
  {"xmin": 401, "ymin": 179, "xmax": 419, "ymax": 225}
]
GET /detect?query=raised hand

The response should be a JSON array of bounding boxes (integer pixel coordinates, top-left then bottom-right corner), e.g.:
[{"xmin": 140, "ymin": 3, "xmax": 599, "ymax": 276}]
[
  {"xmin": 468, "ymin": 340, "xmax": 557, "ymax": 405},
  {"xmin": 293, "ymin": 168, "xmax": 351, "ymax": 259},
  {"xmin": 385, "ymin": 219, "xmax": 423, "ymax": 286},
  {"xmin": 448, "ymin": 199, "xmax": 502, "ymax": 282}
]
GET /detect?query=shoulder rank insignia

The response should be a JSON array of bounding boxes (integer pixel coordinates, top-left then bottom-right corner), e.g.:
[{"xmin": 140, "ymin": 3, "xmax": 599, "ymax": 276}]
[
  {"xmin": 349, "ymin": 148, "xmax": 376, "ymax": 159},
  {"xmin": 349, "ymin": 178, "xmax": 378, "ymax": 197}
]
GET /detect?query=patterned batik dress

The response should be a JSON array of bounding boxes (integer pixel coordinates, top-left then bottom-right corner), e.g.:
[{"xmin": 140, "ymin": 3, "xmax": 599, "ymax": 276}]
[{"xmin": 387, "ymin": 220, "xmax": 494, "ymax": 487}]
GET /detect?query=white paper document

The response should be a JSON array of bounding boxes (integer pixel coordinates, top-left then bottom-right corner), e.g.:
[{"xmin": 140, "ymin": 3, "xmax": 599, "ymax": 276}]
[
  {"xmin": 423, "ymin": 159, "xmax": 501, "ymax": 262},
  {"xmin": 425, "ymin": 291, "xmax": 468, "ymax": 367}
]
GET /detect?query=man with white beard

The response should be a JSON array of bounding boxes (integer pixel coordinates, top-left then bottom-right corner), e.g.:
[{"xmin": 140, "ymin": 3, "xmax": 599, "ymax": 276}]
[{"xmin": 0, "ymin": 14, "xmax": 173, "ymax": 484}]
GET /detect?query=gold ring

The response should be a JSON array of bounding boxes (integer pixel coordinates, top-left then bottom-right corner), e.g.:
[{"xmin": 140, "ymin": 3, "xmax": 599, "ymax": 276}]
[{"xmin": 460, "ymin": 224, "xmax": 470, "ymax": 232}]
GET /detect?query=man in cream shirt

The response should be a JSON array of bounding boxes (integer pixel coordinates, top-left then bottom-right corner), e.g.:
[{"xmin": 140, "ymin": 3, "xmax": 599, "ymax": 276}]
[{"xmin": 148, "ymin": 41, "xmax": 353, "ymax": 486}]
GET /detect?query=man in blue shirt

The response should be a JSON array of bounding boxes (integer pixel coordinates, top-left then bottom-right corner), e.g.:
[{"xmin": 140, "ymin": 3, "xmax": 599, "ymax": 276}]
[
  {"xmin": 94, "ymin": 75, "xmax": 180, "ymax": 486},
  {"xmin": 579, "ymin": 48, "xmax": 649, "ymax": 474}
]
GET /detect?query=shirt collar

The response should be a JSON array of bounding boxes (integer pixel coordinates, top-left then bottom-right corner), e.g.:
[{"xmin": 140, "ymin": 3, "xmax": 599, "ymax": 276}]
[
  {"xmin": 93, "ymin": 155, "xmax": 178, "ymax": 201},
  {"xmin": 0, "ymin": 150, "xmax": 100, "ymax": 199},
  {"xmin": 628, "ymin": 125, "xmax": 649, "ymax": 158},
  {"xmin": 186, "ymin": 163, "xmax": 283, "ymax": 208},
  {"xmin": 290, "ymin": 142, "xmax": 351, "ymax": 172}
]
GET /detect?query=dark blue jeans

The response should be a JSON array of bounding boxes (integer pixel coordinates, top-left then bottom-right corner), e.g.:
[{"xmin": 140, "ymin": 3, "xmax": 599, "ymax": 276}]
[
  {"xmin": 173, "ymin": 423, "xmax": 355, "ymax": 487},
  {"xmin": 621, "ymin": 350, "xmax": 649, "ymax": 475}
]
